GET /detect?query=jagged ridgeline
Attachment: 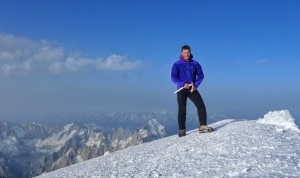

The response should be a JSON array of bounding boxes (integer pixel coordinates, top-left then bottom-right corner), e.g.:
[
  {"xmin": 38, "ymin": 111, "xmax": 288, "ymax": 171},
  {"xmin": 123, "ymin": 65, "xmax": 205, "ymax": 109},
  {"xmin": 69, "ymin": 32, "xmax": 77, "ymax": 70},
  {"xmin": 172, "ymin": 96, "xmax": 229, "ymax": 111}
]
[{"xmin": 0, "ymin": 113, "xmax": 169, "ymax": 178}]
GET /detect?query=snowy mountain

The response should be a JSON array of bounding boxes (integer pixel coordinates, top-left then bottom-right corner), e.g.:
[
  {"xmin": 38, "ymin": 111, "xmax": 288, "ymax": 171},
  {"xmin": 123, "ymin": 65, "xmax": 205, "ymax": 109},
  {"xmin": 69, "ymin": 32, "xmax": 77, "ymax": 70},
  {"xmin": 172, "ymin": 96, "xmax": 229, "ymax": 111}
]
[
  {"xmin": 36, "ymin": 110, "xmax": 300, "ymax": 177},
  {"xmin": 0, "ymin": 117, "xmax": 167, "ymax": 178}
]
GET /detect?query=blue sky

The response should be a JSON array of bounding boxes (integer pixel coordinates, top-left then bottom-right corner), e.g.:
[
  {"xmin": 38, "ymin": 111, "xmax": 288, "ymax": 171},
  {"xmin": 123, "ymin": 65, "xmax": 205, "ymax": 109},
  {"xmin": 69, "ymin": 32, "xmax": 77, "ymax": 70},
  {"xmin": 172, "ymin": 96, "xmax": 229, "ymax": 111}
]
[{"xmin": 0, "ymin": 0, "xmax": 299, "ymax": 123}]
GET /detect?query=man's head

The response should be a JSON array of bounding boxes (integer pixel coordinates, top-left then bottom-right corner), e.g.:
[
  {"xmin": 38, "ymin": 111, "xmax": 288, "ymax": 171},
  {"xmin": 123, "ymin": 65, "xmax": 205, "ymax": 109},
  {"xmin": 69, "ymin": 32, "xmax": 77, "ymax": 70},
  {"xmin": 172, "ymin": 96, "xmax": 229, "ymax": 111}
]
[{"xmin": 181, "ymin": 45, "xmax": 191, "ymax": 61}]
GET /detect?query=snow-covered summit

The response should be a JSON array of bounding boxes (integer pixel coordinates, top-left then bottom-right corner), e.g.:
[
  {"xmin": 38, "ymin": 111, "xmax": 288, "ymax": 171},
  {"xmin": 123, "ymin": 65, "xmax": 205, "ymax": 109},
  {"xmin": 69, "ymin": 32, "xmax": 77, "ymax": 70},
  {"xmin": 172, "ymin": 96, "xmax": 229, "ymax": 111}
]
[
  {"xmin": 257, "ymin": 110, "xmax": 299, "ymax": 132},
  {"xmin": 37, "ymin": 110, "xmax": 300, "ymax": 177}
]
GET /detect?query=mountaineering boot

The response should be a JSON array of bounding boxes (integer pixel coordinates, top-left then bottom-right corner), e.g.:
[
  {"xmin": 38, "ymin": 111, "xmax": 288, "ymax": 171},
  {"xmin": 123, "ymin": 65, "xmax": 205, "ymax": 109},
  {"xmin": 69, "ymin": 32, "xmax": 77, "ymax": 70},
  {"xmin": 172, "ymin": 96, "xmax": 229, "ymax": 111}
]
[
  {"xmin": 178, "ymin": 130, "xmax": 186, "ymax": 137},
  {"xmin": 199, "ymin": 125, "xmax": 214, "ymax": 133}
]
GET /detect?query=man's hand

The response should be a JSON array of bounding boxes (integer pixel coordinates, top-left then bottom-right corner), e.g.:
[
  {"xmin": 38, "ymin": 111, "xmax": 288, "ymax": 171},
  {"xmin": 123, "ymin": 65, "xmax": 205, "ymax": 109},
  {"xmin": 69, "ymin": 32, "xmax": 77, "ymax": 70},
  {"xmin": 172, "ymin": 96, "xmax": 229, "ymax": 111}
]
[
  {"xmin": 190, "ymin": 85, "xmax": 197, "ymax": 93},
  {"xmin": 184, "ymin": 83, "xmax": 197, "ymax": 92},
  {"xmin": 184, "ymin": 83, "xmax": 191, "ymax": 89}
]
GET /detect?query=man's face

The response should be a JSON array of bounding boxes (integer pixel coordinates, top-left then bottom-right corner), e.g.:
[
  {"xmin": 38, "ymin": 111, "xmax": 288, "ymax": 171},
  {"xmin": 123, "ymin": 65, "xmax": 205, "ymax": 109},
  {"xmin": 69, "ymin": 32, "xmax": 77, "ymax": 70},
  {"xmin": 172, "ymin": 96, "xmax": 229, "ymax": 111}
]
[{"xmin": 181, "ymin": 49, "xmax": 191, "ymax": 61}]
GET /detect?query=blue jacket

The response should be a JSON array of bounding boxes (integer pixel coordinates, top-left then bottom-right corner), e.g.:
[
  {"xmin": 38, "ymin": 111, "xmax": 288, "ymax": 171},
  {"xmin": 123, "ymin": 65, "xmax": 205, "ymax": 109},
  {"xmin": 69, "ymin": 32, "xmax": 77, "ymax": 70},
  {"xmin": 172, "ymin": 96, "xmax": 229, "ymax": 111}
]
[{"xmin": 171, "ymin": 55, "xmax": 204, "ymax": 89}]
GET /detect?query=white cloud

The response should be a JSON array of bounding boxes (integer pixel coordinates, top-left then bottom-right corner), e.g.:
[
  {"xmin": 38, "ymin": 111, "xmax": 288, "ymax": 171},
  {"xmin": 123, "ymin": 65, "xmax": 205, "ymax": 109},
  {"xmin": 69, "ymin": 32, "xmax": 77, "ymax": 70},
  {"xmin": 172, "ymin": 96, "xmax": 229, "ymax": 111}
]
[
  {"xmin": 0, "ymin": 61, "xmax": 32, "ymax": 75},
  {"xmin": 0, "ymin": 34, "xmax": 35, "ymax": 61},
  {"xmin": 49, "ymin": 62, "xmax": 63, "ymax": 73},
  {"xmin": 0, "ymin": 33, "xmax": 143, "ymax": 75},
  {"xmin": 31, "ymin": 45, "xmax": 65, "ymax": 62},
  {"xmin": 0, "ymin": 63, "xmax": 15, "ymax": 75},
  {"xmin": 0, "ymin": 34, "xmax": 64, "ymax": 75},
  {"xmin": 65, "ymin": 57, "xmax": 95, "ymax": 72},
  {"xmin": 22, "ymin": 60, "xmax": 33, "ymax": 71},
  {"xmin": 96, "ymin": 54, "xmax": 142, "ymax": 71},
  {"xmin": 0, "ymin": 51, "xmax": 15, "ymax": 61}
]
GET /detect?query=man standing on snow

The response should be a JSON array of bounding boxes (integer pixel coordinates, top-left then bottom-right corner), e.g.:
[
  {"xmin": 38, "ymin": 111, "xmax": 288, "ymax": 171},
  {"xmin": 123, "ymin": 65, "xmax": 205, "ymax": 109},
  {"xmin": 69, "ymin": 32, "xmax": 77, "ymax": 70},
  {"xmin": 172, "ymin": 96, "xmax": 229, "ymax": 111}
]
[{"xmin": 171, "ymin": 45, "xmax": 213, "ymax": 137}]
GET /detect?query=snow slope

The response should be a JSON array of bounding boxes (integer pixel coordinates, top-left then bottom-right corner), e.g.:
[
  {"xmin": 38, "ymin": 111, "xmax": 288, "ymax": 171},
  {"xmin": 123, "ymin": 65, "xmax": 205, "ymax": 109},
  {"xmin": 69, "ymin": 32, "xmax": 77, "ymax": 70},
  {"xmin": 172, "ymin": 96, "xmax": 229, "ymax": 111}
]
[{"xmin": 36, "ymin": 110, "xmax": 300, "ymax": 177}]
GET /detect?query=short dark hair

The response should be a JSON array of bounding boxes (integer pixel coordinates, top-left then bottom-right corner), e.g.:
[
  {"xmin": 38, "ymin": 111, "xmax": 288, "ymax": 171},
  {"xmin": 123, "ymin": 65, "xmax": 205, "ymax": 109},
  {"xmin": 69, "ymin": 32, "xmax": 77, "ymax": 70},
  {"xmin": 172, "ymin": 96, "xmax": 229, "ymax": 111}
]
[{"xmin": 181, "ymin": 45, "xmax": 191, "ymax": 52}]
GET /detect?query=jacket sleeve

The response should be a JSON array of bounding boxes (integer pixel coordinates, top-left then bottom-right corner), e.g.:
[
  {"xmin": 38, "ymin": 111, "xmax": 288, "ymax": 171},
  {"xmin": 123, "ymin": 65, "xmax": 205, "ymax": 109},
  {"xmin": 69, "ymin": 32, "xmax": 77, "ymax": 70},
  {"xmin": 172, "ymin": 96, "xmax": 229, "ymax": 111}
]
[
  {"xmin": 194, "ymin": 63, "xmax": 204, "ymax": 88},
  {"xmin": 171, "ymin": 63, "xmax": 184, "ymax": 88}
]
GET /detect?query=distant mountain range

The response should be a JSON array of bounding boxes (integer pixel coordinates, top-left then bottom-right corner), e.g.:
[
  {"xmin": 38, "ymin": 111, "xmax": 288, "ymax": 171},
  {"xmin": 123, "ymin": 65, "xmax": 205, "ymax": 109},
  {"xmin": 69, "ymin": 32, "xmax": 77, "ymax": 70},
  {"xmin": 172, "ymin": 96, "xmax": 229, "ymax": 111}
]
[{"xmin": 0, "ymin": 111, "xmax": 177, "ymax": 178}]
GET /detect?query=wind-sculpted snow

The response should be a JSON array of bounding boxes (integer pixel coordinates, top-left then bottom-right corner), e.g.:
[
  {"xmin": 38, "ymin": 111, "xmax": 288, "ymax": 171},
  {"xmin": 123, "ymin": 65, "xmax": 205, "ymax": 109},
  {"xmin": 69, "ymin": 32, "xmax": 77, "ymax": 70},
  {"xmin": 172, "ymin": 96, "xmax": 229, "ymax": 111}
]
[
  {"xmin": 257, "ymin": 110, "xmax": 299, "ymax": 132},
  {"xmin": 37, "ymin": 110, "xmax": 300, "ymax": 177}
]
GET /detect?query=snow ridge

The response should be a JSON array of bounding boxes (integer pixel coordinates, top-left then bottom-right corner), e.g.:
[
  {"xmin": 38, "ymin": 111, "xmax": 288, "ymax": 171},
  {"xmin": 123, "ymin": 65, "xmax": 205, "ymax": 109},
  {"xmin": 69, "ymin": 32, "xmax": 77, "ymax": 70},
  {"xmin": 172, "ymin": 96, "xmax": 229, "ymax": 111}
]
[{"xmin": 37, "ymin": 110, "xmax": 300, "ymax": 178}]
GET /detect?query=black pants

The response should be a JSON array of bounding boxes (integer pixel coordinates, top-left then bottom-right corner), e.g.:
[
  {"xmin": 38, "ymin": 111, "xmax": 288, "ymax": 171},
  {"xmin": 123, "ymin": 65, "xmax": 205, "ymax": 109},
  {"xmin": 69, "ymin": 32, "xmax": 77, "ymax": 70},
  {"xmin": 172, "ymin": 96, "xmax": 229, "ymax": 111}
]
[{"xmin": 177, "ymin": 89, "xmax": 207, "ymax": 130}]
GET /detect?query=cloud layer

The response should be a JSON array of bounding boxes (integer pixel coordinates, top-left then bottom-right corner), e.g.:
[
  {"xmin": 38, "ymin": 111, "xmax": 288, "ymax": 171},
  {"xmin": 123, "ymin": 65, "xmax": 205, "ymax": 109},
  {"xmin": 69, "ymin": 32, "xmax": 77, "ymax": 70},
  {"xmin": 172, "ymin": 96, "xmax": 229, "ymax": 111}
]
[{"xmin": 0, "ymin": 34, "xmax": 142, "ymax": 75}]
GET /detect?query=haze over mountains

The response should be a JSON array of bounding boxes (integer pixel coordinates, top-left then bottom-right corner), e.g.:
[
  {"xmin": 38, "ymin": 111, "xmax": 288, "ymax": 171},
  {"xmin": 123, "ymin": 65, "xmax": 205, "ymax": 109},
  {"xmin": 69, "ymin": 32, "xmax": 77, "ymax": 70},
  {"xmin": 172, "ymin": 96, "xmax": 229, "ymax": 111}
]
[
  {"xmin": 1, "ymin": 110, "xmax": 299, "ymax": 177},
  {"xmin": 1, "ymin": 111, "xmax": 178, "ymax": 178},
  {"xmin": 37, "ymin": 110, "xmax": 300, "ymax": 178}
]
